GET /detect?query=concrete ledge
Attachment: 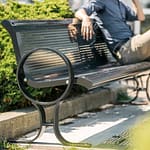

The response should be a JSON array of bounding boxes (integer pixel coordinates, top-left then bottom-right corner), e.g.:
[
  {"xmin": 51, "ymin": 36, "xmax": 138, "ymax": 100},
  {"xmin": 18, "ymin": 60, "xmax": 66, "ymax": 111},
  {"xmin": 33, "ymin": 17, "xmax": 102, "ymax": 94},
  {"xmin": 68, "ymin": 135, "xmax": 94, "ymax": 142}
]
[{"xmin": 0, "ymin": 82, "xmax": 125, "ymax": 139}]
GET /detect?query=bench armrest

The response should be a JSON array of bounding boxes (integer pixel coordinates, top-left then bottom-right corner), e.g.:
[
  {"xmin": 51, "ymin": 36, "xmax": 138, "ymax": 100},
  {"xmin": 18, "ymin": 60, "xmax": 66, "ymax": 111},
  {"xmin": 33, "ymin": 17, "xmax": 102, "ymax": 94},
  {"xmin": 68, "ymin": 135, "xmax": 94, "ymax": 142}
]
[{"xmin": 16, "ymin": 48, "xmax": 75, "ymax": 106}]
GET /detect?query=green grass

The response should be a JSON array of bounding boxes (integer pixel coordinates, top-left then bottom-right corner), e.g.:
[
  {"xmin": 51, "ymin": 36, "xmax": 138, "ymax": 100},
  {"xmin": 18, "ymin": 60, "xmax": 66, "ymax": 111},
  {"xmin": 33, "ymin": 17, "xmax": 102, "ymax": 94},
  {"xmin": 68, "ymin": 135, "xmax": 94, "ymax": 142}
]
[
  {"xmin": 96, "ymin": 131, "xmax": 130, "ymax": 150},
  {"xmin": 0, "ymin": 140, "xmax": 26, "ymax": 150}
]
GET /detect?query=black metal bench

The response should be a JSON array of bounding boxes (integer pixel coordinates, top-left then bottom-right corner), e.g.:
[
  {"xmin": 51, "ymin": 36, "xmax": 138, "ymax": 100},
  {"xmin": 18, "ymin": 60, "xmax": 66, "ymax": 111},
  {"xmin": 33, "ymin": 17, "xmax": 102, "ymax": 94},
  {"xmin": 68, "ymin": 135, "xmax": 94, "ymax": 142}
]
[{"xmin": 2, "ymin": 19, "xmax": 150, "ymax": 147}]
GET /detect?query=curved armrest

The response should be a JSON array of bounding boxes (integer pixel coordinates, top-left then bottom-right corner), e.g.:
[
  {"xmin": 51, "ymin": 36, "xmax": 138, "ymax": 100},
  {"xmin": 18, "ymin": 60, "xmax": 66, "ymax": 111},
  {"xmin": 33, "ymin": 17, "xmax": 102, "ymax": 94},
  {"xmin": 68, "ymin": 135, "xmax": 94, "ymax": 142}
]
[{"xmin": 16, "ymin": 48, "xmax": 75, "ymax": 106}]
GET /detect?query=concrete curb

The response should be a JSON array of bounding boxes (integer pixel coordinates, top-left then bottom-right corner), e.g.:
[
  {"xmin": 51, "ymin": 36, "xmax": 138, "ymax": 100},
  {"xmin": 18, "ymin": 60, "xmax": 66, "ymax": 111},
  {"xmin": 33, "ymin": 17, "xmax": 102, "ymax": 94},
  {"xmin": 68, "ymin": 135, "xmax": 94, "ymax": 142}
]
[
  {"xmin": 0, "ymin": 82, "xmax": 125, "ymax": 139},
  {"xmin": 26, "ymin": 145, "xmax": 116, "ymax": 150}
]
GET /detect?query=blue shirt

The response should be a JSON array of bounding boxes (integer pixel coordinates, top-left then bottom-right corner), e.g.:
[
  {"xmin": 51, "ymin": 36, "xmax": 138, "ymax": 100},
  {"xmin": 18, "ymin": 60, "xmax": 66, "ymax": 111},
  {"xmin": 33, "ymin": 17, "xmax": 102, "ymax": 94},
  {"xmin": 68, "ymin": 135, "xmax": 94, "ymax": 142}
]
[{"xmin": 81, "ymin": 0, "xmax": 138, "ymax": 51}]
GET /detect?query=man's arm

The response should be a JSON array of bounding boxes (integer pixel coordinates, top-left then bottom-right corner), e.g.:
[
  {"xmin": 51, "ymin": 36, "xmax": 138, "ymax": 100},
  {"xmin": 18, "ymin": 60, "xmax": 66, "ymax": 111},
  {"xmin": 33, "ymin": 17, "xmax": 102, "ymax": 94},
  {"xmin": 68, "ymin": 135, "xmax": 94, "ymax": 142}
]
[
  {"xmin": 75, "ymin": 9, "xmax": 94, "ymax": 40},
  {"xmin": 132, "ymin": 0, "xmax": 145, "ymax": 21}
]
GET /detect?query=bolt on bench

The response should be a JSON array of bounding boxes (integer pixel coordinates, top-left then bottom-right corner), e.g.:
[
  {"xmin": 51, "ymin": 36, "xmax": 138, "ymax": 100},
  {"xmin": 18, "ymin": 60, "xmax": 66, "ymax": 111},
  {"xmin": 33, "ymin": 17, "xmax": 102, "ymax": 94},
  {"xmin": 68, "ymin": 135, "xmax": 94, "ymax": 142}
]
[{"xmin": 2, "ymin": 18, "xmax": 150, "ymax": 147}]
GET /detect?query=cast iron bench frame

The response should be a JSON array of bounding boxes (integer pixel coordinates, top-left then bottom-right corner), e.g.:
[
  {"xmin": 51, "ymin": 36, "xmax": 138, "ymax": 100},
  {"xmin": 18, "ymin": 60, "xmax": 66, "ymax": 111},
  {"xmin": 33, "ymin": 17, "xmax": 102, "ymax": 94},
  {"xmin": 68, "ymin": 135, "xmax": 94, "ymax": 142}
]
[{"xmin": 2, "ymin": 18, "xmax": 150, "ymax": 147}]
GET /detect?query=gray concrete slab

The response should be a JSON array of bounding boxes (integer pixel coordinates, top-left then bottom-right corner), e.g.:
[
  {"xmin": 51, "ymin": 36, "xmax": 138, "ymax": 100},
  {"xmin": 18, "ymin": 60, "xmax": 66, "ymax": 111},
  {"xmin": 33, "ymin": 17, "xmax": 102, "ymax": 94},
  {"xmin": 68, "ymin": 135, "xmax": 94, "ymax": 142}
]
[
  {"xmin": 20, "ymin": 100, "xmax": 150, "ymax": 149},
  {"xmin": 0, "ymin": 84, "xmax": 119, "ymax": 140}
]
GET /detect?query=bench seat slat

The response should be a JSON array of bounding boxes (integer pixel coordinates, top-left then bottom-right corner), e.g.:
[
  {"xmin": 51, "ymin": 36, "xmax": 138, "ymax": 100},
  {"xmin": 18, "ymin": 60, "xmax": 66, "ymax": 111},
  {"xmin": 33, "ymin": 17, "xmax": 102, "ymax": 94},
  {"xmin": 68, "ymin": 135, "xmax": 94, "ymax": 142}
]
[
  {"xmin": 77, "ymin": 61, "xmax": 150, "ymax": 89},
  {"xmin": 26, "ymin": 61, "xmax": 150, "ymax": 89}
]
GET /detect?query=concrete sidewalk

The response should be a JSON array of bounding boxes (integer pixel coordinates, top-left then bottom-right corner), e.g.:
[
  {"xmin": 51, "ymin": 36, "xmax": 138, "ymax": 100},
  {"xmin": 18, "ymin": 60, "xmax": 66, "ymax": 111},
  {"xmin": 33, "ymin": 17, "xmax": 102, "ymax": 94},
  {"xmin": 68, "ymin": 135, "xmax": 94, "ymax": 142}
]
[
  {"xmin": 0, "ymin": 82, "xmax": 124, "ymax": 140},
  {"xmin": 20, "ymin": 100, "xmax": 150, "ymax": 150},
  {"xmin": 19, "ymin": 73, "xmax": 150, "ymax": 149}
]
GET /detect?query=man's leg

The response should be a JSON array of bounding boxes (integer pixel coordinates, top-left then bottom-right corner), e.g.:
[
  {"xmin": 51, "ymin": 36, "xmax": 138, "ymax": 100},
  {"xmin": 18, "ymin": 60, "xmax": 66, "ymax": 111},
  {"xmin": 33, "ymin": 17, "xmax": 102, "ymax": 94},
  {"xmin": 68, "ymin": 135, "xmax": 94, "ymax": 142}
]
[{"xmin": 117, "ymin": 29, "xmax": 150, "ymax": 64}]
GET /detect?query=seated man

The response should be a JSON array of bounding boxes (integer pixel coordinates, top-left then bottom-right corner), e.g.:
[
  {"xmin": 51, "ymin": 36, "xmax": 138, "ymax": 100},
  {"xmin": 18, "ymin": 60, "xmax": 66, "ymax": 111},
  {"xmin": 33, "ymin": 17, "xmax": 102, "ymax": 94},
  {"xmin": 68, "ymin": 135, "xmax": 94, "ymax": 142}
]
[{"xmin": 74, "ymin": 0, "xmax": 150, "ymax": 64}]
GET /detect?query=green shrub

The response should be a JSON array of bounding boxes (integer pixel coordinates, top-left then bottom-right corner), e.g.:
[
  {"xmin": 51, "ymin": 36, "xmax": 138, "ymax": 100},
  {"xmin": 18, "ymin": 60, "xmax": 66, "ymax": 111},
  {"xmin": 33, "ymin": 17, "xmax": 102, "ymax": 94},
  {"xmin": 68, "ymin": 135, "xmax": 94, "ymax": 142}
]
[{"xmin": 0, "ymin": 0, "xmax": 74, "ymax": 112}]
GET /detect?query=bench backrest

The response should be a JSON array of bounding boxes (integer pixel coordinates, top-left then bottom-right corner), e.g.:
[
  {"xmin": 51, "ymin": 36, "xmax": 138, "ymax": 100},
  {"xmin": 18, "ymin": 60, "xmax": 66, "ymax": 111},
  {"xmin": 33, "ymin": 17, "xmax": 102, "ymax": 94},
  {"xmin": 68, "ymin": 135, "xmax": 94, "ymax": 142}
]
[{"xmin": 2, "ymin": 19, "xmax": 116, "ymax": 87}]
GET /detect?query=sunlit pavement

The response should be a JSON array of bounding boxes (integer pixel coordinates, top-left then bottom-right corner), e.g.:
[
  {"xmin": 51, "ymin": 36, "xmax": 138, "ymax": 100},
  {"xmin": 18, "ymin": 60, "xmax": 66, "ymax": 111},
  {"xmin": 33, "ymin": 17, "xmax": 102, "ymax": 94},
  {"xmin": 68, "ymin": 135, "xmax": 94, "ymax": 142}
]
[{"xmin": 21, "ymin": 101, "xmax": 150, "ymax": 149}]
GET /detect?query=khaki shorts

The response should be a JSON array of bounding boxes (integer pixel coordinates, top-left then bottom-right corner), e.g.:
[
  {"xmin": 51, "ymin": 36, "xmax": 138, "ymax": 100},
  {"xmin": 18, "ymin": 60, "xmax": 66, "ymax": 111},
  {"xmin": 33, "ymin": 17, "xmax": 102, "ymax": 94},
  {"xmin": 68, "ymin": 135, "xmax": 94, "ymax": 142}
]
[{"xmin": 117, "ymin": 29, "xmax": 150, "ymax": 65}]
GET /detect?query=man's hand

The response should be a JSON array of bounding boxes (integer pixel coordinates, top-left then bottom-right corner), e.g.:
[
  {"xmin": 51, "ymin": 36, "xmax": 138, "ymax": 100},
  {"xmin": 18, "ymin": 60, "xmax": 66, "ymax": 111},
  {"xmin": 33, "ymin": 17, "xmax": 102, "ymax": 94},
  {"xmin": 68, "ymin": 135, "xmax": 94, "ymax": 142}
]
[
  {"xmin": 81, "ymin": 16, "xmax": 94, "ymax": 41},
  {"xmin": 68, "ymin": 23, "xmax": 78, "ymax": 42},
  {"xmin": 68, "ymin": 18, "xmax": 80, "ymax": 42},
  {"xmin": 75, "ymin": 8, "xmax": 95, "ymax": 41}
]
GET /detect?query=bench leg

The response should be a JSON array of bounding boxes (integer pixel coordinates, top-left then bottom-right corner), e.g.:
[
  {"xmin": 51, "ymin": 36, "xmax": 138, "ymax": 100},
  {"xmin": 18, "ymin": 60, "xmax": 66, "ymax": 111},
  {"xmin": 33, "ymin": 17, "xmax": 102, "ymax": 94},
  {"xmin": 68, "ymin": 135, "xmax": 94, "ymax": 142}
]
[
  {"xmin": 119, "ymin": 77, "xmax": 139, "ymax": 103},
  {"xmin": 146, "ymin": 73, "xmax": 150, "ymax": 101},
  {"xmin": 9, "ymin": 103, "xmax": 47, "ymax": 143},
  {"xmin": 128, "ymin": 73, "xmax": 150, "ymax": 104},
  {"xmin": 129, "ymin": 77, "xmax": 139, "ymax": 102},
  {"xmin": 53, "ymin": 100, "xmax": 92, "ymax": 148}
]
